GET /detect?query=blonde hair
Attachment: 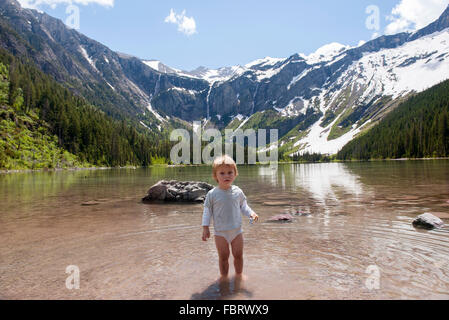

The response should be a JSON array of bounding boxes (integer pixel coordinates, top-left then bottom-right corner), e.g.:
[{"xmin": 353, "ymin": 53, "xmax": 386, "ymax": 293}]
[{"xmin": 212, "ymin": 154, "xmax": 238, "ymax": 182}]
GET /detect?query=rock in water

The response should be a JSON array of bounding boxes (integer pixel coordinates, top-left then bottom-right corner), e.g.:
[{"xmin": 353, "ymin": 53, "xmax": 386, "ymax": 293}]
[
  {"xmin": 267, "ymin": 214, "xmax": 294, "ymax": 223},
  {"xmin": 412, "ymin": 213, "xmax": 445, "ymax": 229},
  {"xmin": 263, "ymin": 201, "xmax": 290, "ymax": 206},
  {"xmin": 295, "ymin": 211, "xmax": 311, "ymax": 216},
  {"xmin": 81, "ymin": 201, "xmax": 100, "ymax": 206},
  {"xmin": 142, "ymin": 180, "xmax": 214, "ymax": 203}
]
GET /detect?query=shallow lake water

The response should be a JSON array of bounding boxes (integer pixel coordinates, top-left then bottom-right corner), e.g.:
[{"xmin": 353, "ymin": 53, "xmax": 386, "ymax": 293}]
[{"xmin": 1, "ymin": 161, "xmax": 449, "ymax": 300}]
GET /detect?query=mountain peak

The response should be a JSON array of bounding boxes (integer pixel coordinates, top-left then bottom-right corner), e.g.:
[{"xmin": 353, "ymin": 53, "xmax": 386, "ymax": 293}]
[
  {"xmin": 244, "ymin": 57, "xmax": 285, "ymax": 69},
  {"xmin": 443, "ymin": 4, "xmax": 449, "ymax": 16},
  {"xmin": 408, "ymin": 4, "xmax": 449, "ymax": 41},
  {"xmin": 435, "ymin": 3, "xmax": 449, "ymax": 24},
  {"xmin": 301, "ymin": 42, "xmax": 350, "ymax": 65}
]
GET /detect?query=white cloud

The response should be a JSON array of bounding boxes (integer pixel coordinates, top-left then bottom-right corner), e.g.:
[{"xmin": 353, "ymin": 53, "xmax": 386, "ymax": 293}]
[
  {"xmin": 385, "ymin": 0, "xmax": 449, "ymax": 35},
  {"xmin": 17, "ymin": 0, "xmax": 114, "ymax": 10},
  {"xmin": 164, "ymin": 8, "xmax": 197, "ymax": 36}
]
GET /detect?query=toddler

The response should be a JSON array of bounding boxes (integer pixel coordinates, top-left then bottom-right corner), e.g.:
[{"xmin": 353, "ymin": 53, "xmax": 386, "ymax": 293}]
[{"xmin": 202, "ymin": 155, "xmax": 259, "ymax": 280}]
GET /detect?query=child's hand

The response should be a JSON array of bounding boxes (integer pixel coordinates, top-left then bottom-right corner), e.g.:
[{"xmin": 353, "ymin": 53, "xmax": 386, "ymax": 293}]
[
  {"xmin": 250, "ymin": 212, "xmax": 259, "ymax": 223},
  {"xmin": 202, "ymin": 226, "xmax": 210, "ymax": 241}
]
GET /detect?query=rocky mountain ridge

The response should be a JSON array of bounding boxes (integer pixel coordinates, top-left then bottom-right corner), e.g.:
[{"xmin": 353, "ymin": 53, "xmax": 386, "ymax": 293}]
[{"xmin": 1, "ymin": 0, "xmax": 449, "ymax": 155}]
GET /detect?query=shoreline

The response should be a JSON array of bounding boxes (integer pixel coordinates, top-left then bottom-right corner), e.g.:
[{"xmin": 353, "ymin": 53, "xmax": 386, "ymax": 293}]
[
  {"xmin": 336, "ymin": 157, "xmax": 449, "ymax": 163},
  {"xmin": 0, "ymin": 166, "xmax": 134, "ymax": 175},
  {"xmin": 2, "ymin": 157, "xmax": 449, "ymax": 174}
]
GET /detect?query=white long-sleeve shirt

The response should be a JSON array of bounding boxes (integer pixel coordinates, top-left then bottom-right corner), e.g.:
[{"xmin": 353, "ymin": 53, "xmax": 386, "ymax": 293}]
[{"xmin": 202, "ymin": 185, "xmax": 253, "ymax": 231}]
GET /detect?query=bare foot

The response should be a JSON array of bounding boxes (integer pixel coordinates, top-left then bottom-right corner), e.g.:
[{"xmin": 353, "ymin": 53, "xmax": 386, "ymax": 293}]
[
  {"xmin": 235, "ymin": 273, "xmax": 247, "ymax": 281},
  {"xmin": 233, "ymin": 274, "xmax": 248, "ymax": 294},
  {"xmin": 218, "ymin": 275, "xmax": 230, "ymax": 297},
  {"xmin": 220, "ymin": 274, "xmax": 229, "ymax": 280}
]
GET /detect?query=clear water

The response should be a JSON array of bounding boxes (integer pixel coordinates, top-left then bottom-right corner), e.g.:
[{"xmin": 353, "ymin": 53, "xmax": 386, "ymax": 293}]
[{"xmin": 1, "ymin": 161, "xmax": 449, "ymax": 299}]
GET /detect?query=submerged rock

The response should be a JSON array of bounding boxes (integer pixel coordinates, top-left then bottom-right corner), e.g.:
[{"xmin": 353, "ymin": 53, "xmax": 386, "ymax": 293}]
[
  {"xmin": 81, "ymin": 201, "xmax": 100, "ymax": 206},
  {"xmin": 263, "ymin": 201, "xmax": 291, "ymax": 206},
  {"xmin": 267, "ymin": 214, "xmax": 294, "ymax": 223},
  {"xmin": 412, "ymin": 213, "xmax": 445, "ymax": 229},
  {"xmin": 142, "ymin": 180, "xmax": 214, "ymax": 203},
  {"xmin": 294, "ymin": 211, "xmax": 311, "ymax": 217}
]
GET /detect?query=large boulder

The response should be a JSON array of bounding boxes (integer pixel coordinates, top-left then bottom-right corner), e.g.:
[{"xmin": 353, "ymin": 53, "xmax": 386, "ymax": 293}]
[
  {"xmin": 412, "ymin": 213, "xmax": 445, "ymax": 229},
  {"xmin": 142, "ymin": 180, "xmax": 214, "ymax": 203}
]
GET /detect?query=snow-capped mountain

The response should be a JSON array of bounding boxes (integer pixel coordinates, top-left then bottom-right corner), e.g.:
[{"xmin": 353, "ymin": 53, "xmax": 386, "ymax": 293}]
[
  {"xmin": 148, "ymin": 5, "xmax": 449, "ymax": 155},
  {"xmin": 142, "ymin": 60, "xmax": 183, "ymax": 76},
  {"xmin": 187, "ymin": 65, "xmax": 246, "ymax": 83},
  {"xmin": 278, "ymin": 29, "xmax": 449, "ymax": 155},
  {"xmin": 143, "ymin": 43, "xmax": 351, "ymax": 85},
  {"xmin": 300, "ymin": 42, "xmax": 352, "ymax": 65},
  {"xmin": 142, "ymin": 60, "xmax": 246, "ymax": 83},
  {"xmin": 1, "ymin": 0, "xmax": 449, "ymax": 156},
  {"xmin": 142, "ymin": 45, "xmax": 350, "ymax": 85}
]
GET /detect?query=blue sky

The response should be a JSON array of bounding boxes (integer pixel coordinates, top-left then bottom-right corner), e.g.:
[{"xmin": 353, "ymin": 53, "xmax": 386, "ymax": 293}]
[{"xmin": 17, "ymin": 0, "xmax": 449, "ymax": 71}]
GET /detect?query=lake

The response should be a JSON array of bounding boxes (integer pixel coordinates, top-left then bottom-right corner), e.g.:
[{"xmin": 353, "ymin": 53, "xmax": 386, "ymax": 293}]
[{"xmin": 1, "ymin": 161, "xmax": 449, "ymax": 299}]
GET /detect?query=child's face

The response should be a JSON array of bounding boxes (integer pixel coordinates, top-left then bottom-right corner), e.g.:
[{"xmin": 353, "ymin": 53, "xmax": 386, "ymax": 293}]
[{"xmin": 215, "ymin": 165, "xmax": 236, "ymax": 189}]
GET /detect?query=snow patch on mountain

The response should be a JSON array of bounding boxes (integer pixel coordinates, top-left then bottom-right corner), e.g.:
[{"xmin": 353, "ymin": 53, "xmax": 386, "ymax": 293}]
[
  {"xmin": 167, "ymin": 87, "xmax": 200, "ymax": 95},
  {"xmin": 301, "ymin": 42, "xmax": 351, "ymax": 65},
  {"xmin": 142, "ymin": 60, "xmax": 195, "ymax": 78},
  {"xmin": 146, "ymin": 103, "xmax": 167, "ymax": 123},
  {"xmin": 252, "ymin": 65, "xmax": 287, "ymax": 81},
  {"xmin": 106, "ymin": 81, "xmax": 115, "ymax": 91},
  {"xmin": 245, "ymin": 56, "xmax": 285, "ymax": 69},
  {"xmin": 351, "ymin": 29, "xmax": 449, "ymax": 100},
  {"xmin": 235, "ymin": 116, "xmax": 251, "ymax": 131},
  {"xmin": 140, "ymin": 119, "xmax": 161, "ymax": 131},
  {"xmin": 79, "ymin": 46, "xmax": 98, "ymax": 72},
  {"xmin": 142, "ymin": 60, "xmax": 162, "ymax": 71},
  {"xmin": 287, "ymin": 66, "xmax": 321, "ymax": 90},
  {"xmin": 292, "ymin": 116, "xmax": 372, "ymax": 156},
  {"xmin": 275, "ymin": 97, "xmax": 310, "ymax": 117},
  {"xmin": 188, "ymin": 65, "xmax": 246, "ymax": 83}
]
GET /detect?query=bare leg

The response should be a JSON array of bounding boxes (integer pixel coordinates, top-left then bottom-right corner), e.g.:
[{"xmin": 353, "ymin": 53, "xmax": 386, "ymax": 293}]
[
  {"xmin": 231, "ymin": 233, "xmax": 244, "ymax": 275},
  {"xmin": 214, "ymin": 235, "xmax": 230, "ymax": 278}
]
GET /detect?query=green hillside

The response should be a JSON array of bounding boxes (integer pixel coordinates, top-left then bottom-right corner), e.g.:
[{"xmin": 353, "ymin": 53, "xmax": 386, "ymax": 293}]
[
  {"xmin": 0, "ymin": 50, "xmax": 171, "ymax": 170},
  {"xmin": 337, "ymin": 79, "xmax": 449, "ymax": 160}
]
